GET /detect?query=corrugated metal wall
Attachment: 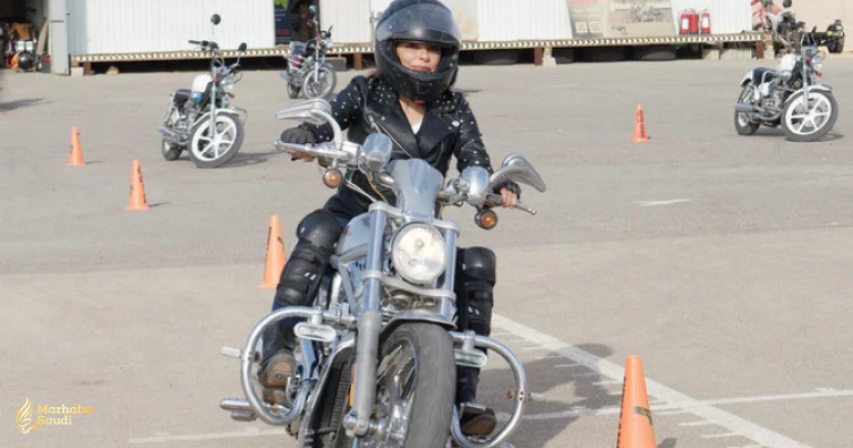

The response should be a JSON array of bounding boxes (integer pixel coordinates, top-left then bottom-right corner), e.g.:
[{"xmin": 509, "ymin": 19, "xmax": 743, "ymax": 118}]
[
  {"xmin": 320, "ymin": 0, "xmax": 372, "ymax": 44},
  {"xmin": 67, "ymin": 0, "xmax": 274, "ymax": 55},
  {"xmin": 669, "ymin": 0, "xmax": 752, "ymax": 34},
  {"xmin": 478, "ymin": 0, "xmax": 572, "ymax": 41}
]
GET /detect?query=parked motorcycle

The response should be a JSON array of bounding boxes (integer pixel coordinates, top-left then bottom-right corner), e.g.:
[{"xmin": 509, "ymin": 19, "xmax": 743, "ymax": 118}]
[
  {"xmin": 219, "ymin": 98, "xmax": 547, "ymax": 448},
  {"xmin": 734, "ymin": 13, "xmax": 843, "ymax": 142},
  {"xmin": 281, "ymin": 5, "xmax": 337, "ymax": 100},
  {"xmin": 159, "ymin": 14, "xmax": 249, "ymax": 168}
]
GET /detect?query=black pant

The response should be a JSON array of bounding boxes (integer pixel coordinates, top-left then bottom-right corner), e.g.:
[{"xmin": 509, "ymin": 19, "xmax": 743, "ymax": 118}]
[{"xmin": 264, "ymin": 189, "xmax": 496, "ymax": 404}]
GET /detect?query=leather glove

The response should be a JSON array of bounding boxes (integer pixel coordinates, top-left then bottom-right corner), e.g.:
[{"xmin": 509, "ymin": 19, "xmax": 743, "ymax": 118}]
[
  {"xmin": 280, "ymin": 127, "xmax": 316, "ymax": 145},
  {"xmin": 494, "ymin": 180, "xmax": 522, "ymax": 199}
]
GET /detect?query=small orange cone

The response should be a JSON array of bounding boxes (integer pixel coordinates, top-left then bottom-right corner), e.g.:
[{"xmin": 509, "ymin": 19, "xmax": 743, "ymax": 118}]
[
  {"xmin": 616, "ymin": 356, "xmax": 657, "ymax": 448},
  {"xmin": 125, "ymin": 159, "xmax": 150, "ymax": 211},
  {"xmin": 67, "ymin": 126, "xmax": 85, "ymax": 166},
  {"xmin": 632, "ymin": 105, "xmax": 650, "ymax": 143},
  {"xmin": 259, "ymin": 215, "xmax": 287, "ymax": 289}
]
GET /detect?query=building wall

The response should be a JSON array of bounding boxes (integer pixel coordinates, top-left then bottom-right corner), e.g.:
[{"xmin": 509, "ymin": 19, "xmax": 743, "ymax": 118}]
[{"xmin": 67, "ymin": 0, "xmax": 275, "ymax": 55}]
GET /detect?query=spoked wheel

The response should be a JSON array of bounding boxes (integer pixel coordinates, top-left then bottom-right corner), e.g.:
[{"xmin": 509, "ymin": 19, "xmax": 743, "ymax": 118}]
[
  {"xmin": 345, "ymin": 324, "xmax": 455, "ymax": 448},
  {"xmin": 302, "ymin": 66, "xmax": 337, "ymax": 99},
  {"xmin": 188, "ymin": 113, "xmax": 245, "ymax": 168},
  {"xmin": 782, "ymin": 90, "xmax": 839, "ymax": 142}
]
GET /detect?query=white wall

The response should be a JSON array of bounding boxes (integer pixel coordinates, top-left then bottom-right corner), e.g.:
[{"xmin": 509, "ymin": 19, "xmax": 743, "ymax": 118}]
[{"xmin": 67, "ymin": 0, "xmax": 275, "ymax": 55}]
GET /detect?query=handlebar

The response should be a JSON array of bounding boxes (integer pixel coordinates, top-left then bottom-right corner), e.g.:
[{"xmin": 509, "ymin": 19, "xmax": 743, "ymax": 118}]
[{"xmin": 275, "ymin": 140, "xmax": 538, "ymax": 216}]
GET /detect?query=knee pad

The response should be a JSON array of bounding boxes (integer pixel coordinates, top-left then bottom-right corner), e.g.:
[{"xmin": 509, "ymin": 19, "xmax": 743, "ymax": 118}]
[
  {"xmin": 274, "ymin": 210, "xmax": 343, "ymax": 309},
  {"xmin": 297, "ymin": 209, "xmax": 343, "ymax": 249},
  {"xmin": 457, "ymin": 247, "xmax": 496, "ymax": 286},
  {"xmin": 456, "ymin": 247, "xmax": 496, "ymax": 336}
]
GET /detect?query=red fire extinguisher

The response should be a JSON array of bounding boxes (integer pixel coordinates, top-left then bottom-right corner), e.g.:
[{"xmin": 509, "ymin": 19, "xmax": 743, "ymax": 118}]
[
  {"xmin": 689, "ymin": 9, "xmax": 700, "ymax": 34},
  {"xmin": 680, "ymin": 9, "xmax": 700, "ymax": 35},
  {"xmin": 700, "ymin": 9, "xmax": 712, "ymax": 34},
  {"xmin": 679, "ymin": 9, "xmax": 693, "ymax": 35}
]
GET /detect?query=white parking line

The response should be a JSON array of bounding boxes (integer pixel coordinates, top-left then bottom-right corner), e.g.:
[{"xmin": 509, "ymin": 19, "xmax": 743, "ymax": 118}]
[
  {"xmin": 129, "ymin": 428, "xmax": 288, "ymax": 444},
  {"xmin": 492, "ymin": 314, "xmax": 825, "ymax": 448}
]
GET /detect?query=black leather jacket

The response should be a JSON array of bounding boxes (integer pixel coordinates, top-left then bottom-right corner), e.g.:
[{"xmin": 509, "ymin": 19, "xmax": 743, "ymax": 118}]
[{"xmin": 297, "ymin": 75, "xmax": 507, "ymax": 209}]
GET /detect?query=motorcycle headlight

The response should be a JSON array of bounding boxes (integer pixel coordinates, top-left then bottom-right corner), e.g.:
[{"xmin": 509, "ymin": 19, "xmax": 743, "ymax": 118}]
[
  {"xmin": 780, "ymin": 70, "xmax": 793, "ymax": 81},
  {"xmin": 391, "ymin": 224, "xmax": 447, "ymax": 285},
  {"xmin": 222, "ymin": 80, "xmax": 235, "ymax": 93}
]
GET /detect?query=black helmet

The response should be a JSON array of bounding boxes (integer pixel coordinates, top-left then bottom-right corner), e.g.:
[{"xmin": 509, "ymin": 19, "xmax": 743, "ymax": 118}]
[{"xmin": 374, "ymin": 0, "xmax": 462, "ymax": 102}]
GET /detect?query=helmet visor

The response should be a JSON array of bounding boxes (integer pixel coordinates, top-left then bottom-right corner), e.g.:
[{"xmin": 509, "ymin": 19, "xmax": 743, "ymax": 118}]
[{"xmin": 375, "ymin": 3, "xmax": 462, "ymax": 47}]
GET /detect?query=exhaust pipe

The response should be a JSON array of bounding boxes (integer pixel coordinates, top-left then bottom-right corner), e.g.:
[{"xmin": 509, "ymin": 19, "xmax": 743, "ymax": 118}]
[
  {"xmin": 158, "ymin": 126, "xmax": 187, "ymax": 145},
  {"xmin": 734, "ymin": 103, "xmax": 757, "ymax": 113}
]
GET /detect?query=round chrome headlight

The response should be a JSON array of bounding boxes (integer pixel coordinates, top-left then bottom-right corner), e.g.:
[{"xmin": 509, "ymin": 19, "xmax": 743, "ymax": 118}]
[
  {"xmin": 391, "ymin": 224, "xmax": 447, "ymax": 285},
  {"xmin": 780, "ymin": 70, "xmax": 793, "ymax": 81}
]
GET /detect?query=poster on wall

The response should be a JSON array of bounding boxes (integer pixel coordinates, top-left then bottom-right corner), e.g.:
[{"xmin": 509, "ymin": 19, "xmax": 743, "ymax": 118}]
[
  {"xmin": 566, "ymin": 0, "xmax": 676, "ymax": 38},
  {"xmin": 607, "ymin": 0, "xmax": 675, "ymax": 37},
  {"xmin": 566, "ymin": 0, "xmax": 609, "ymax": 39},
  {"xmin": 274, "ymin": 0, "xmax": 296, "ymax": 44}
]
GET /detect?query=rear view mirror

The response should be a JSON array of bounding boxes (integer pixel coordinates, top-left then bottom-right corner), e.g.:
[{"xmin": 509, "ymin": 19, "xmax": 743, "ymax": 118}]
[
  {"xmin": 211, "ymin": 14, "xmax": 221, "ymax": 25},
  {"xmin": 238, "ymin": 42, "xmax": 247, "ymax": 52}
]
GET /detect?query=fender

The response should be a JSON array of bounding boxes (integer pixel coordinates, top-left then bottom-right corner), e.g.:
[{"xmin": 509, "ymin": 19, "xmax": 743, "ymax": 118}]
[
  {"xmin": 740, "ymin": 71, "xmax": 754, "ymax": 87},
  {"xmin": 191, "ymin": 108, "xmax": 246, "ymax": 128},
  {"xmin": 379, "ymin": 312, "xmax": 456, "ymax": 343},
  {"xmin": 784, "ymin": 84, "xmax": 834, "ymax": 105}
]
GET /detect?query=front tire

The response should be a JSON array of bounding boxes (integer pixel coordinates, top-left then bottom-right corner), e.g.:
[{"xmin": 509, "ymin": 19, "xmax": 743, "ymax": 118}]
[
  {"xmin": 782, "ymin": 90, "xmax": 839, "ymax": 142},
  {"xmin": 352, "ymin": 323, "xmax": 455, "ymax": 448},
  {"xmin": 302, "ymin": 66, "xmax": 336, "ymax": 99},
  {"xmin": 735, "ymin": 85, "xmax": 761, "ymax": 136},
  {"xmin": 188, "ymin": 113, "xmax": 245, "ymax": 168}
]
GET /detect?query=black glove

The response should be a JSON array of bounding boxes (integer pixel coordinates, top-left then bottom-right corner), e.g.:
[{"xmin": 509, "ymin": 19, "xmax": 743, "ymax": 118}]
[
  {"xmin": 280, "ymin": 127, "xmax": 317, "ymax": 161},
  {"xmin": 494, "ymin": 180, "xmax": 521, "ymax": 199},
  {"xmin": 280, "ymin": 127, "xmax": 316, "ymax": 145}
]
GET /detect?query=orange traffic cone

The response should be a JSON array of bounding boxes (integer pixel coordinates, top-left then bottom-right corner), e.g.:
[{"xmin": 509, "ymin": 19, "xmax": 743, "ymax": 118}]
[
  {"xmin": 125, "ymin": 159, "xmax": 150, "ymax": 211},
  {"xmin": 67, "ymin": 126, "xmax": 85, "ymax": 166},
  {"xmin": 632, "ymin": 105, "xmax": 650, "ymax": 143},
  {"xmin": 259, "ymin": 215, "xmax": 287, "ymax": 289},
  {"xmin": 616, "ymin": 356, "xmax": 657, "ymax": 448}
]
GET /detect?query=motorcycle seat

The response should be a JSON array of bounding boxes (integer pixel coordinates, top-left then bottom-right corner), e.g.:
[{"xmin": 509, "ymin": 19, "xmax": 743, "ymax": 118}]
[
  {"xmin": 753, "ymin": 67, "xmax": 776, "ymax": 85},
  {"xmin": 173, "ymin": 89, "xmax": 192, "ymax": 105}
]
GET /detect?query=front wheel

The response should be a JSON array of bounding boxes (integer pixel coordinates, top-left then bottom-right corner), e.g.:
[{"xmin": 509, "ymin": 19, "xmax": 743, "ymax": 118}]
[
  {"xmin": 302, "ymin": 66, "xmax": 336, "ymax": 99},
  {"xmin": 188, "ymin": 112, "xmax": 245, "ymax": 168},
  {"xmin": 352, "ymin": 323, "xmax": 455, "ymax": 448},
  {"xmin": 735, "ymin": 85, "xmax": 761, "ymax": 136},
  {"xmin": 782, "ymin": 90, "xmax": 839, "ymax": 142}
]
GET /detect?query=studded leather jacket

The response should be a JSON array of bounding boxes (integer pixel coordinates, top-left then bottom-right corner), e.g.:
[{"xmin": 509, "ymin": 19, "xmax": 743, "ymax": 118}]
[{"xmin": 297, "ymin": 75, "xmax": 516, "ymax": 210}]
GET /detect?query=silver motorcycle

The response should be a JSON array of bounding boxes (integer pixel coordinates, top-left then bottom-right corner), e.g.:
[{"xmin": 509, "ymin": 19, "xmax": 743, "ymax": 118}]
[
  {"xmin": 159, "ymin": 14, "xmax": 249, "ymax": 168},
  {"xmin": 219, "ymin": 98, "xmax": 547, "ymax": 448},
  {"xmin": 280, "ymin": 5, "xmax": 336, "ymax": 100}
]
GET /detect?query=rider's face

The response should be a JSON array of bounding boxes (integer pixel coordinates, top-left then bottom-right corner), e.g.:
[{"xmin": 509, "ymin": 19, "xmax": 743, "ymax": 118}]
[{"xmin": 396, "ymin": 42, "xmax": 441, "ymax": 73}]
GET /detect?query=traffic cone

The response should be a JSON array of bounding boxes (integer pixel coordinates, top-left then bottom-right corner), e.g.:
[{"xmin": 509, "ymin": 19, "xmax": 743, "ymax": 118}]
[
  {"xmin": 125, "ymin": 159, "xmax": 150, "ymax": 211},
  {"xmin": 67, "ymin": 126, "xmax": 85, "ymax": 166},
  {"xmin": 259, "ymin": 215, "xmax": 287, "ymax": 289},
  {"xmin": 616, "ymin": 356, "xmax": 657, "ymax": 448},
  {"xmin": 632, "ymin": 105, "xmax": 650, "ymax": 143}
]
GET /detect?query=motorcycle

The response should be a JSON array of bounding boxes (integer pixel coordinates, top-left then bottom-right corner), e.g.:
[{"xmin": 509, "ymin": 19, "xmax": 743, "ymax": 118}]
[
  {"xmin": 218, "ymin": 98, "xmax": 547, "ymax": 448},
  {"xmin": 159, "ymin": 14, "xmax": 249, "ymax": 168},
  {"xmin": 734, "ymin": 9, "xmax": 843, "ymax": 142},
  {"xmin": 281, "ymin": 5, "xmax": 337, "ymax": 100}
]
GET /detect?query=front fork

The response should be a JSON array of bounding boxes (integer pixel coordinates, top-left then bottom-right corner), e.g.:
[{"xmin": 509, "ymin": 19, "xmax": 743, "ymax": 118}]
[{"xmin": 343, "ymin": 208, "xmax": 388, "ymax": 437}]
